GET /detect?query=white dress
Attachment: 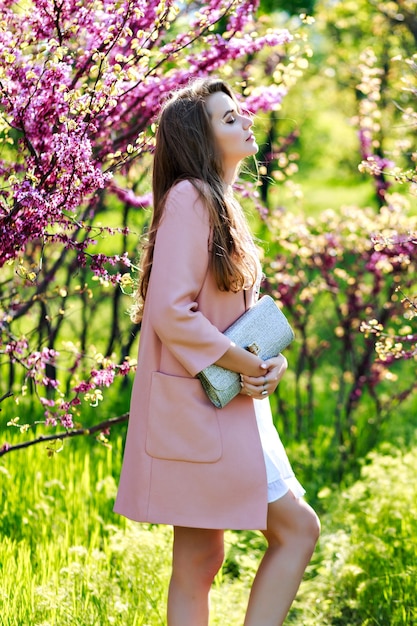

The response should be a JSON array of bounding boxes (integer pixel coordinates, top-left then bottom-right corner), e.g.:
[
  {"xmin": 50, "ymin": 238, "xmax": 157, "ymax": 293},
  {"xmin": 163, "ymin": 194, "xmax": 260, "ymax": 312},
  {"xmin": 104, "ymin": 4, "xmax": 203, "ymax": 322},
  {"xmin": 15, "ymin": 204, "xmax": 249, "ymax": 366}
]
[
  {"xmin": 250, "ymin": 262, "xmax": 305, "ymax": 502},
  {"xmin": 254, "ymin": 398, "xmax": 305, "ymax": 502}
]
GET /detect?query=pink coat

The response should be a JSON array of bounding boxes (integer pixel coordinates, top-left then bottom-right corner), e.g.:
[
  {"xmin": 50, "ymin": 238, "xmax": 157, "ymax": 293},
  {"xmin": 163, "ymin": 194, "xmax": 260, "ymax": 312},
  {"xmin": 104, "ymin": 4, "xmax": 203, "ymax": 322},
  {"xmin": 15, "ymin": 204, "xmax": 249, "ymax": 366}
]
[{"xmin": 114, "ymin": 180, "xmax": 268, "ymax": 530}]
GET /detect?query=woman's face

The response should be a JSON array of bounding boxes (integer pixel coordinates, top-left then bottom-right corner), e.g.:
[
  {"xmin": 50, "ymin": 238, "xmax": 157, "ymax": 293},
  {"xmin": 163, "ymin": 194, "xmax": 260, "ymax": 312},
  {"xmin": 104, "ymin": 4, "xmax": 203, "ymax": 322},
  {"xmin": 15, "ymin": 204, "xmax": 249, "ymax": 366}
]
[{"xmin": 205, "ymin": 91, "xmax": 257, "ymax": 177}]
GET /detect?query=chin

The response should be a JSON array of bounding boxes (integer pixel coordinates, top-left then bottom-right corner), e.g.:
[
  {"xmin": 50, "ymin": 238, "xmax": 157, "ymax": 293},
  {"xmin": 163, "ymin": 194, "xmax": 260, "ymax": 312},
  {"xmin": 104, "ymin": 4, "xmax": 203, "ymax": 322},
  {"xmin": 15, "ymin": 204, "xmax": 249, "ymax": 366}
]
[{"xmin": 247, "ymin": 144, "xmax": 258, "ymax": 156}]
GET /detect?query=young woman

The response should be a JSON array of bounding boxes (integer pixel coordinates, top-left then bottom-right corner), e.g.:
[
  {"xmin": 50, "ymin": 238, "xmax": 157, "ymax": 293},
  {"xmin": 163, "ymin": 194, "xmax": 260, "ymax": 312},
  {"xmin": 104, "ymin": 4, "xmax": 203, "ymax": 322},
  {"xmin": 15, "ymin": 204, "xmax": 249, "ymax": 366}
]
[{"xmin": 114, "ymin": 78, "xmax": 320, "ymax": 626}]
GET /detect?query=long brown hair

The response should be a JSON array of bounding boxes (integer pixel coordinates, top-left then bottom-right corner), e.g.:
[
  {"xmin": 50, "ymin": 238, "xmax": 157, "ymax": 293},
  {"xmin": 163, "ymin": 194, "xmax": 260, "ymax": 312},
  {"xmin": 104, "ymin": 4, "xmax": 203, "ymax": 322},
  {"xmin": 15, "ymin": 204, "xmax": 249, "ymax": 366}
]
[{"xmin": 132, "ymin": 78, "xmax": 258, "ymax": 322}]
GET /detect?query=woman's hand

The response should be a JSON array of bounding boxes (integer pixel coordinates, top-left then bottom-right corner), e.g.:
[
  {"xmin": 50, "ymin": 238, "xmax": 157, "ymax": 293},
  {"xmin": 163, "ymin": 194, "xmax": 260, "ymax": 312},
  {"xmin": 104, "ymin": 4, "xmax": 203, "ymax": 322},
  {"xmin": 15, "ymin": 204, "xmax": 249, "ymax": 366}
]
[{"xmin": 240, "ymin": 354, "xmax": 288, "ymax": 399}]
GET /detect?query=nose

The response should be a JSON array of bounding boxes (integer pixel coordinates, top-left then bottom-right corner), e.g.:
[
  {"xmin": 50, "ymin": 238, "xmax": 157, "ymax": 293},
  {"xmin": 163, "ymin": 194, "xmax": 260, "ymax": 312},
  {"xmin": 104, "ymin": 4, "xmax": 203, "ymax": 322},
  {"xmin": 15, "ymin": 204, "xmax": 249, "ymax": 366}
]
[{"xmin": 241, "ymin": 110, "xmax": 253, "ymax": 129}]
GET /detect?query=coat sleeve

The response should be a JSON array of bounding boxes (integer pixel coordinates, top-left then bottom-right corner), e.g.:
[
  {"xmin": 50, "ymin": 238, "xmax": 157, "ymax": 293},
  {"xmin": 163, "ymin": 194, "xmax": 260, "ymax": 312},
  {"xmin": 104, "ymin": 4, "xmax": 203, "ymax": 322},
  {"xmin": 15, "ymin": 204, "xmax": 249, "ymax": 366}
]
[{"xmin": 145, "ymin": 180, "xmax": 232, "ymax": 377}]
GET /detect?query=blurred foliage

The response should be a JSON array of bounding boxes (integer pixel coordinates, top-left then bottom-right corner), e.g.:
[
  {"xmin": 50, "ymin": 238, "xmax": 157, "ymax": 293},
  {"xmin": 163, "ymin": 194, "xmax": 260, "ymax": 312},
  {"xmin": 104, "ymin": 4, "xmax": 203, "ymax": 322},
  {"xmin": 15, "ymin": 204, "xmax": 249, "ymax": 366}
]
[
  {"xmin": 260, "ymin": 192, "xmax": 417, "ymax": 485},
  {"xmin": 288, "ymin": 444, "xmax": 417, "ymax": 625},
  {"xmin": 262, "ymin": 0, "xmax": 417, "ymax": 213},
  {"xmin": 259, "ymin": 0, "xmax": 317, "ymax": 15}
]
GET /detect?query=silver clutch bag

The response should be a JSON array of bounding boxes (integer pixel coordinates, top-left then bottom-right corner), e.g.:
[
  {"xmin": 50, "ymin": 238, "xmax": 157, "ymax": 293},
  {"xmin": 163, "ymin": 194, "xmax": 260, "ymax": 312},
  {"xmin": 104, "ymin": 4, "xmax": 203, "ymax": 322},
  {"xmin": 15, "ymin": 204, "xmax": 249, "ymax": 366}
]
[{"xmin": 197, "ymin": 295, "xmax": 295, "ymax": 408}]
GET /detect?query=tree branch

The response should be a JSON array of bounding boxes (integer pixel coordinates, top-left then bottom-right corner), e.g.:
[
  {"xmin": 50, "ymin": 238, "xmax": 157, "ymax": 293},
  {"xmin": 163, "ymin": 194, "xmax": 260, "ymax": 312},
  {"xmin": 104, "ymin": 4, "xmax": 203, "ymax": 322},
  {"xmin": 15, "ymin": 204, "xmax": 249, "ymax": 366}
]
[
  {"xmin": 0, "ymin": 413, "xmax": 129, "ymax": 456},
  {"xmin": 0, "ymin": 391, "xmax": 14, "ymax": 405}
]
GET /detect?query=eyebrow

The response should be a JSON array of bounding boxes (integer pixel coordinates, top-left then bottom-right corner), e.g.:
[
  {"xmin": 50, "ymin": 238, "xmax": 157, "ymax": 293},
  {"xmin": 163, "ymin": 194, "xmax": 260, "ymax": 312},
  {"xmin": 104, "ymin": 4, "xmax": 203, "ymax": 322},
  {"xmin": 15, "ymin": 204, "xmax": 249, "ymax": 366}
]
[{"xmin": 222, "ymin": 108, "xmax": 236, "ymax": 119}]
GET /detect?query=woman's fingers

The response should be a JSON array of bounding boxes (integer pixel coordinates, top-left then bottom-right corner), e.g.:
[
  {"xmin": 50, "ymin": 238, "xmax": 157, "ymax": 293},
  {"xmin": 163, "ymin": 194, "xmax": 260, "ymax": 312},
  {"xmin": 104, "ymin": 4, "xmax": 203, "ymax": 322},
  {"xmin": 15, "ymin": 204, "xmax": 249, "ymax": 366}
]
[
  {"xmin": 240, "ymin": 355, "xmax": 288, "ymax": 397},
  {"xmin": 240, "ymin": 374, "xmax": 271, "ymax": 397}
]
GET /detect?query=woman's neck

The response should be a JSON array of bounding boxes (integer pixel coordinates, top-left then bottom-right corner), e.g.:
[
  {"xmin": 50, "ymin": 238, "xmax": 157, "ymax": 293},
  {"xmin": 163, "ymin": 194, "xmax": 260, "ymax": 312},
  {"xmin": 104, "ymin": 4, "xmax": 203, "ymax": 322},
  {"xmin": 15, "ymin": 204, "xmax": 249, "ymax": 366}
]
[{"xmin": 222, "ymin": 163, "xmax": 239, "ymax": 186}]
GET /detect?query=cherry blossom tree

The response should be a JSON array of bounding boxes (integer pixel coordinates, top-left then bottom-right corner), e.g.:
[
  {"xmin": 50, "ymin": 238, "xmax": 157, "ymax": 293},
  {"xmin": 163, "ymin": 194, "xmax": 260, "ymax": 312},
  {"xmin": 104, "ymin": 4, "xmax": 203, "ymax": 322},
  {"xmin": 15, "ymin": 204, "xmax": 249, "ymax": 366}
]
[
  {"xmin": 2, "ymin": 0, "xmax": 414, "ymax": 475},
  {"xmin": 354, "ymin": 45, "xmax": 417, "ymax": 368},
  {"xmin": 0, "ymin": 0, "xmax": 304, "ymax": 452}
]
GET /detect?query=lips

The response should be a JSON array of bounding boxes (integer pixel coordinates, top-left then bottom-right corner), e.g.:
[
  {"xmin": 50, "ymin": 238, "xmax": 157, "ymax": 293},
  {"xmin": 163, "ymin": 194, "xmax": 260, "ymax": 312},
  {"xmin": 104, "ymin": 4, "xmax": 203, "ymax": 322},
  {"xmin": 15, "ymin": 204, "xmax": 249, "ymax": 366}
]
[{"xmin": 246, "ymin": 134, "xmax": 255, "ymax": 142}]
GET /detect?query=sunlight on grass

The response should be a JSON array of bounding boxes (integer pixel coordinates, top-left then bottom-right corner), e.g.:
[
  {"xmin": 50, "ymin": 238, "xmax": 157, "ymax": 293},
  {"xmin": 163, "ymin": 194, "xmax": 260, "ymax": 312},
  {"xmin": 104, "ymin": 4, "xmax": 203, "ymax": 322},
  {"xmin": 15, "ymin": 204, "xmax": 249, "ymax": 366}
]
[
  {"xmin": 0, "ymin": 434, "xmax": 260, "ymax": 625},
  {"xmin": 0, "ymin": 436, "xmax": 169, "ymax": 625},
  {"xmin": 1, "ymin": 433, "xmax": 416, "ymax": 625},
  {"xmin": 269, "ymin": 177, "xmax": 378, "ymax": 217}
]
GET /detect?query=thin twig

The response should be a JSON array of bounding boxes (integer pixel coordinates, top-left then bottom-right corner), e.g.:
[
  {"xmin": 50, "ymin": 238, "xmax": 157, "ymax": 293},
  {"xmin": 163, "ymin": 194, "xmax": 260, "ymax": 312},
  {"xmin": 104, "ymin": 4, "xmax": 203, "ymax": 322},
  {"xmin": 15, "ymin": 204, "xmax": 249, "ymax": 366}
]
[
  {"xmin": 0, "ymin": 413, "xmax": 129, "ymax": 456},
  {"xmin": 0, "ymin": 391, "xmax": 14, "ymax": 405}
]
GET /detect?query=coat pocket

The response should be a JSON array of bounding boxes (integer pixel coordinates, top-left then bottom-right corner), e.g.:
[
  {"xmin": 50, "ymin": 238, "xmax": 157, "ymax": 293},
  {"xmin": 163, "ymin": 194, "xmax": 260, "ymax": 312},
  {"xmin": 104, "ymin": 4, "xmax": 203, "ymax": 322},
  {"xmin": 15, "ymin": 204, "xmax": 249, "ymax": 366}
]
[{"xmin": 145, "ymin": 371, "xmax": 223, "ymax": 463}]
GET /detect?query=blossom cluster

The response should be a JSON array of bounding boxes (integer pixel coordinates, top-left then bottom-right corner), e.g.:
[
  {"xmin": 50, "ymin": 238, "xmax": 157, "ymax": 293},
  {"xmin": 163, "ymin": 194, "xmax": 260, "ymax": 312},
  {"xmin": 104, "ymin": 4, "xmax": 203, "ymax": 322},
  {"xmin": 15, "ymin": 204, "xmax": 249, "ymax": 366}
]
[
  {"xmin": 354, "ymin": 46, "xmax": 417, "ymax": 364},
  {"xmin": 3, "ymin": 334, "xmax": 137, "ymax": 430},
  {"xmin": 264, "ymin": 192, "xmax": 417, "ymax": 403},
  {"xmin": 356, "ymin": 48, "xmax": 417, "ymax": 200},
  {"xmin": 1, "ymin": 0, "xmax": 302, "ymax": 440},
  {"xmin": 360, "ymin": 318, "xmax": 417, "ymax": 365},
  {"xmin": 0, "ymin": 0, "xmax": 293, "ymax": 266},
  {"xmin": 355, "ymin": 48, "xmax": 395, "ymax": 202}
]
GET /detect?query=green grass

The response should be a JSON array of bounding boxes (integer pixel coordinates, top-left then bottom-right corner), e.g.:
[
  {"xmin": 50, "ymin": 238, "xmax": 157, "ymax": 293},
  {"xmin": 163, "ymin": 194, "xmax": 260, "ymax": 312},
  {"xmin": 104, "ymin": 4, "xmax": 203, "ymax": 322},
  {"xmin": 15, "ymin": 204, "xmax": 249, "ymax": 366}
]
[
  {"xmin": 0, "ymin": 433, "xmax": 255, "ymax": 626},
  {"xmin": 289, "ymin": 444, "xmax": 417, "ymax": 625},
  {"xmin": 1, "ymin": 431, "xmax": 417, "ymax": 625},
  {"xmin": 0, "ymin": 434, "xmax": 170, "ymax": 626}
]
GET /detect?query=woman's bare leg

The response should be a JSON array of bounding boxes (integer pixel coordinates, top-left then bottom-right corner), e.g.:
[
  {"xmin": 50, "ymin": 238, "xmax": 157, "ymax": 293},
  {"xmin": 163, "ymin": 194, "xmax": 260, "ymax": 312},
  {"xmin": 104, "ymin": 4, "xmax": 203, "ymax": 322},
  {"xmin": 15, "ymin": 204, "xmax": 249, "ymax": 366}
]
[
  {"xmin": 167, "ymin": 526, "xmax": 224, "ymax": 626},
  {"xmin": 244, "ymin": 491, "xmax": 320, "ymax": 626}
]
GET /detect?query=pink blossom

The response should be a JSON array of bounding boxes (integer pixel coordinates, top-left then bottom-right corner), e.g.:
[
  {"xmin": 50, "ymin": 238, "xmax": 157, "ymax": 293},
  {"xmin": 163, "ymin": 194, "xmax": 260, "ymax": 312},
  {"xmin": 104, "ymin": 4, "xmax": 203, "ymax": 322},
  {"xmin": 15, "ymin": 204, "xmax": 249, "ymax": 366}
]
[
  {"xmin": 110, "ymin": 185, "xmax": 153, "ymax": 209},
  {"xmin": 92, "ymin": 368, "xmax": 115, "ymax": 387},
  {"xmin": 245, "ymin": 85, "xmax": 288, "ymax": 113},
  {"xmin": 40, "ymin": 397, "xmax": 56, "ymax": 407},
  {"xmin": 72, "ymin": 381, "xmax": 94, "ymax": 394},
  {"xmin": 118, "ymin": 360, "xmax": 133, "ymax": 376}
]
